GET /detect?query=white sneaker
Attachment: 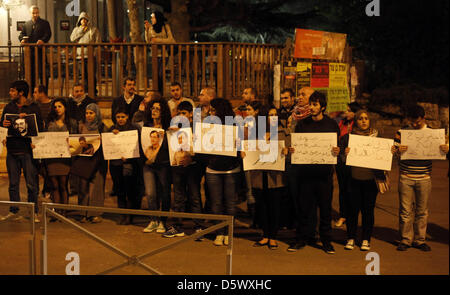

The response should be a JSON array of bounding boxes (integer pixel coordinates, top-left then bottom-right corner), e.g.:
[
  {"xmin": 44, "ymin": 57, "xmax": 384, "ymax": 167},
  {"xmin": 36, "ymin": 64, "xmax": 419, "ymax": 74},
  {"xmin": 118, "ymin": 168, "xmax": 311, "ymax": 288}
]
[
  {"xmin": 344, "ymin": 239, "xmax": 355, "ymax": 250},
  {"xmin": 34, "ymin": 216, "xmax": 40, "ymax": 223},
  {"xmin": 143, "ymin": 221, "xmax": 158, "ymax": 233},
  {"xmin": 223, "ymin": 235, "xmax": 229, "ymax": 246},
  {"xmin": 0, "ymin": 212, "xmax": 22, "ymax": 222},
  {"xmin": 213, "ymin": 235, "xmax": 225, "ymax": 246},
  {"xmin": 156, "ymin": 221, "xmax": 166, "ymax": 233},
  {"xmin": 361, "ymin": 240, "xmax": 370, "ymax": 251}
]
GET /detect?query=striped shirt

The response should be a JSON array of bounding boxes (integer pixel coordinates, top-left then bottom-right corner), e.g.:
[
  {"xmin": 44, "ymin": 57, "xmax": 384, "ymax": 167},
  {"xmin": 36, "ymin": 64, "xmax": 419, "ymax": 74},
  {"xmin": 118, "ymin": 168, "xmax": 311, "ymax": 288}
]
[{"xmin": 395, "ymin": 125, "xmax": 432, "ymax": 179}]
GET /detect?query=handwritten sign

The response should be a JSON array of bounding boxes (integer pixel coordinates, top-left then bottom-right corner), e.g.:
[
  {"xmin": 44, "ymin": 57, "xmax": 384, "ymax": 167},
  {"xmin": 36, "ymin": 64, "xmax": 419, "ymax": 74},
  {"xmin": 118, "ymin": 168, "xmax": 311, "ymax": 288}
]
[
  {"xmin": 400, "ymin": 129, "xmax": 446, "ymax": 160},
  {"xmin": 193, "ymin": 123, "xmax": 237, "ymax": 157},
  {"xmin": 69, "ymin": 134, "xmax": 101, "ymax": 156},
  {"xmin": 101, "ymin": 130, "xmax": 140, "ymax": 160},
  {"xmin": 0, "ymin": 127, "xmax": 9, "ymax": 155},
  {"xmin": 291, "ymin": 133, "xmax": 337, "ymax": 164},
  {"xmin": 243, "ymin": 140, "xmax": 285, "ymax": 171},
  {"xmin": 32, "ymin": 132, "xmax": 71, "ymax": 159},
  {"xmin": 346, "ymin": 134, "xmax": 394, "ymax": 171}
]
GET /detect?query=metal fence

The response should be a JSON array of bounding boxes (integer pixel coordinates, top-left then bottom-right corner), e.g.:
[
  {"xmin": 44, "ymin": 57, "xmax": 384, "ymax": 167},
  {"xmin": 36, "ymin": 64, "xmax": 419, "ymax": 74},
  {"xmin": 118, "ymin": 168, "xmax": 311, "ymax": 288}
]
[
  {"xmin": 41, "ymin": 203, "xmax": 234, "ymax": 275},
  {"xmin": 0, "ymin": 201, "xmax": 36, "ymax": 275}
]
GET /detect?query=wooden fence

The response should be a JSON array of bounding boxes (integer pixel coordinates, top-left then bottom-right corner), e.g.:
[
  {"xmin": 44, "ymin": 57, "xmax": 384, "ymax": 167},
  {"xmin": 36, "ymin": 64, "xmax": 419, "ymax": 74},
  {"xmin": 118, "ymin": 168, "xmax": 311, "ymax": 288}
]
[{"xmin": 23, "ymin": 42, "xmax": 284, "ymax": 101}]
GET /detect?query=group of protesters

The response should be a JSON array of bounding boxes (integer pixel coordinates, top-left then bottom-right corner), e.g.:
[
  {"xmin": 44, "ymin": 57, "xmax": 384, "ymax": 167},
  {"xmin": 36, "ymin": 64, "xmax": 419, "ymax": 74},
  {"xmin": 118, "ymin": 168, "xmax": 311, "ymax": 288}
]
[
  {"xmin": 1, "ymin": 76, "xmax": 448, "ymax": 254},
  {"xmin": 3, "ymin": 5, "xmax": 448, "ymax": 254}
]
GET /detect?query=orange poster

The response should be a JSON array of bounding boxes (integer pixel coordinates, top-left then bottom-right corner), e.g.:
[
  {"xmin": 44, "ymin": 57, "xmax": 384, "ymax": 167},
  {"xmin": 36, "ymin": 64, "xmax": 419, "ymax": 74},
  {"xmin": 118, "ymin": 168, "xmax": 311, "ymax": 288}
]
[{"xmin": 294, "ymin": 28, "xmax": 347, "ymax": 61}]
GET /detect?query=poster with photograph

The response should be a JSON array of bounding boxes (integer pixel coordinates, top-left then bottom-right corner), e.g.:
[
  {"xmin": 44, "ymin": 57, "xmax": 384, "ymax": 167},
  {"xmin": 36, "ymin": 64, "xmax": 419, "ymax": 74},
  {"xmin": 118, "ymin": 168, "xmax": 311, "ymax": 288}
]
[
  {"xmin": 5, "ymin": 114, "xmax": 39, "ymax": 137},
  {"xmin": 69, "ymin": 134, "xmax": 101, "ymax": 157},
  {"xmin": 141, "ymin": 127, "xmax": 165, "ymax": 164},
  {"xmin": 31, "ymin": 132, "xmax": 71, "ymax": 159},
  {"xmin": 167, "ymin": 128, "xmax": 194, "ymax": 166},
  {"xmin": 0, "ymin": 127, "xmax": 8, "ymax": 155}
]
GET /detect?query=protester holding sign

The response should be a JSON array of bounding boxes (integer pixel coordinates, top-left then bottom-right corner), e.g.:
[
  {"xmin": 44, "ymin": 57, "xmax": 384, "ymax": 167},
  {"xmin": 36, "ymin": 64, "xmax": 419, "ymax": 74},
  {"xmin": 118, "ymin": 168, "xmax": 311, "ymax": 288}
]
[
  {"xmin": 393, "ymin": 105, "xmax": 449, "ymax": 252},
  {"xmin": 45, "ymin": 98, "xmax": 78, "ymax": 218},
  {"xmin": 133, "ymin": 98, "xmax": 171, "ymax": 233},
  {"xmin": 205, "ymin": 98, "xmax": 241, "ymax": 246},
  {"xmin": 0, "ymin": 80, "xmax": 43, "ymax": 222},
  {"xmin": 288, "ymin": 91, "xmax": 340, "ymax": 254},
  {"xmin": 244, "ymin": 105, "xmax": 288, "ymax": 250},
  {"xmin": 73, "ymin": 103, "xmax": 108, "ymax": 224},
  {"xmin": 340, "ymin": 110, "xmax": 389, "ymax": 251},
  {"xmin": 109, "ymin": 108, "xmax": 142, "ymax": 225}
]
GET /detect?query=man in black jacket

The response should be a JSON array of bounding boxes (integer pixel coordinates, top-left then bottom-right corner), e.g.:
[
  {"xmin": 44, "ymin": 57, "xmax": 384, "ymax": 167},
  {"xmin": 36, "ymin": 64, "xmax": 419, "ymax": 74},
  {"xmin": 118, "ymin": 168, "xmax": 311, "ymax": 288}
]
[
  {"xmin": 287, "ymin": 91, "xmax": 340, "ymax": 254},
  {"xmin": 0, "ymin": 81, "xmax": 43, "ymax": 222},
  {"xmin": 111, "ymin": 77, "xmax": 143, "ymax": 124},
  {"xmin": 19, "ymin": 5, "xmax": 52, "ymax": 91},
  {"xmin": 66, "ymin": 83, "xmax": 97, "ymax": 122}
]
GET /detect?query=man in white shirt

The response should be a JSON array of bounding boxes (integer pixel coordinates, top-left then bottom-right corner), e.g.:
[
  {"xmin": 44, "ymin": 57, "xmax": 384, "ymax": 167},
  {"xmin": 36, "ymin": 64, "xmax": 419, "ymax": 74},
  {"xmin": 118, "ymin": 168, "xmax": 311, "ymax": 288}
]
[{"xmin": 167, "ymin": 82, "xmax": 195, "ymax": 117}]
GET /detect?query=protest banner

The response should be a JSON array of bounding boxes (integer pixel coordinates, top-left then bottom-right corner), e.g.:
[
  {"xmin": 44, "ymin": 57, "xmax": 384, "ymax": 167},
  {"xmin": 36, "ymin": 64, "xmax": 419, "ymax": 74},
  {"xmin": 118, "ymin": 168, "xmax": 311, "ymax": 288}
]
[
  {"xmin": 5, "ymin": 113, "xmax": 39, "ymax": 137},
  {"xmin": 243, "ymin": 140, "xmax": 285, "ymax": 171},
  {"xmin": 101, "ymin": 130, "xmax": 140, "ymax": 160},
  {"xmin": 291, "ymin": 133, "xmax": 337, "ymax": 164},
  {"xmin": 193, "ymin": 123, "xmax": 237, "ymax": 156},
  {"xmin": 346, "ymin": 134, "xmax": 394, "ymax": 171},
  {"xmin": 400, "ymin": 128, "xmax": 446, "ymax": 160},
  {"xmin": 32, "ymin": 132, "xmax": 71, "ymax": 159}
]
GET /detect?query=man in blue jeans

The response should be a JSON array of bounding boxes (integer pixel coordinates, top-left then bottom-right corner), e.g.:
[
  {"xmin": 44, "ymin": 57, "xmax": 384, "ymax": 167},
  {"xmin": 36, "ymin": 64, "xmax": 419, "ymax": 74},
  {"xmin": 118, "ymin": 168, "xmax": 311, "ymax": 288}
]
[
  {"xmin": 0, "ymin": 80, "xmax": 43, "ymax": 222},
  {"xmin": 162, "ymin": 101, "xmax": 203, "ymax": 238}
]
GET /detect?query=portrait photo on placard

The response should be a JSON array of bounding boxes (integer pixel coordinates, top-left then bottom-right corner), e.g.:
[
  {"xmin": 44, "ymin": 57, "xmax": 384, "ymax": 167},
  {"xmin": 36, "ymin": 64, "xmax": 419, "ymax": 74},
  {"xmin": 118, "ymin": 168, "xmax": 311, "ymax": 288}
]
[
  {"xmin": 69, "ymin": 134, "xmax": 101, "ymax": 157},
  {"xmin": 5, "ymin": 113, "xmax": 39, "ymax": 137},
  {"xmin": 141, "ymin": 127, "xmax": 165, "ymax": 165},
  {"xmin": 167, "ymin": 128, "xmax": 193, "ymax": 167}
]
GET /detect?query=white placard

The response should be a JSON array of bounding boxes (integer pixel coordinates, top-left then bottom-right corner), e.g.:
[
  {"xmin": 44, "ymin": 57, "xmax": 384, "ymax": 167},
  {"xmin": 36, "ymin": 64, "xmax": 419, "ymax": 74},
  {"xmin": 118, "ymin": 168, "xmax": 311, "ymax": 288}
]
[
  {"xmin": 193, "ymin": 123, "xmax": 237, "ymax": 156},
  {"xmin": 32, "ymin": 132, "xmax": 71, "ymax": 159},
  {"xmin": 0, "ymin": 127, "xmax": 8, "ymax": 155},
  {"xmin": 291, "ymin": 133, "xmax": 337, "ymax": 164},
  {"xmin": 346, "ymin": 134, "xmax": 394, "ymax": 171},
  {"xmin": 400, "ymin": 129, "xmax": 446, "ymax": 160},
  {"xmin": 167, "ymin": 128, "xmax": 194, "ymax": 166},
  {"xmin": 101, "ymin": 130, "xmax": 140, "ymax": 160},
  {"xmin": 243, "ymin": 140, "xmax": 285, "ymax": 171}
]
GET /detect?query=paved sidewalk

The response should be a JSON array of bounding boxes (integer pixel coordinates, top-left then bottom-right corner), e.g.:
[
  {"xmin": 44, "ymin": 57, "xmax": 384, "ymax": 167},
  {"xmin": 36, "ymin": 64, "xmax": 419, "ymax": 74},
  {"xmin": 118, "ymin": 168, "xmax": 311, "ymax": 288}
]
[{"xmin": 0, "ymin": 160, "xmax": 448, "ymax": 275}]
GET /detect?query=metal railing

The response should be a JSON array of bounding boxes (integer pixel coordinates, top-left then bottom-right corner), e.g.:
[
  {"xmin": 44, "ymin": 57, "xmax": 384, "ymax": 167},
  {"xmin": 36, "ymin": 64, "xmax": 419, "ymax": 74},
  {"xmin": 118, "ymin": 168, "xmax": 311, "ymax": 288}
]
[
  {"xmin": 0, "ymin": 201, "xmax": 36, "ymax": 275},
  {"xmin": 22, "ymin": 42, "xmax": 283, "ymax": 100},
  {"xmin": 41, "ymin": 203, "xmax": 234, "ymax": 275}
]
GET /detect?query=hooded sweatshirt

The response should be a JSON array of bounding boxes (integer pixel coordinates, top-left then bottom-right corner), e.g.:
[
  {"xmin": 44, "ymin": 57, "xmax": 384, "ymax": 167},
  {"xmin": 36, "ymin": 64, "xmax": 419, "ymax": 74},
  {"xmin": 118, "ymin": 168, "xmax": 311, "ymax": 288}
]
[{"xmin": 70, "ymin": 12, "xmax": 101, "ymax": 57}]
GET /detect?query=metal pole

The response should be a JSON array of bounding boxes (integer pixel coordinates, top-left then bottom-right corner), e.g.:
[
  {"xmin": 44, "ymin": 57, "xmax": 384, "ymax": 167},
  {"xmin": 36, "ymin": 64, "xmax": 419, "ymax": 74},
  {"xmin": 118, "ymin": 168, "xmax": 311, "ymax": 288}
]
[{"xmin": 7, "ymin": 7, "xmax": 12, "ymax": 62}]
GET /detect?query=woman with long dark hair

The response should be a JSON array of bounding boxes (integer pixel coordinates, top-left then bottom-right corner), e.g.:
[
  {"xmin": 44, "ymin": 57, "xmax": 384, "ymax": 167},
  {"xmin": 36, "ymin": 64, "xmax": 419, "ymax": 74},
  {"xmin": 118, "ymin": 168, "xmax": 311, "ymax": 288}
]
[
  {"xmin": 46, "ymin": 98, "xmax": 78, "ymax": 214},
  {"xmin": 133, "ymin": 98, "xmax": 172, "ymax": 233},
  {"xmin": 204, "ymin": 98, "xmax": 241, "ymax": 246},
  {"xmin": 144, "ymin": 11, "xmax": 175, "ymax": 44}
]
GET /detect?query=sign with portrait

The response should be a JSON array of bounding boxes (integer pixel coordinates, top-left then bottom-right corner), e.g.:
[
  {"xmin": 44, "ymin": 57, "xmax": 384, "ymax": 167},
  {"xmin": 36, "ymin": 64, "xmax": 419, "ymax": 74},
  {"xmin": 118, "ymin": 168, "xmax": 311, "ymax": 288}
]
[
  {"xmin": 69, "ymin": 134, "xmax": 101, "ymax": 157},
  {"xmin": 167, "ymin": 128, "xmax": 194, "ymax": 166},
  {"xmin": 5, "ymin": 114, "xmax": 39, "ymax": 137},
  {"xmin": 141, "ymin": 127, "xmax": 165, "ymax": 165}
]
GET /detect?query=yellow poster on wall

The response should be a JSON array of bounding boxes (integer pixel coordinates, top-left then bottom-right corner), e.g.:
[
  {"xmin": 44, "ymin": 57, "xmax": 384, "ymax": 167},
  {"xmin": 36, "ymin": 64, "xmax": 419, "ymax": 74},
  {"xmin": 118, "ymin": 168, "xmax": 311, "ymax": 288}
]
[
  {"xmin": 329, "ymin": 63, "xmax": 348, "ymax": 88},
  {"xmin": 326, "ymin": 88, "xmax": 350, "ymax": 113}
]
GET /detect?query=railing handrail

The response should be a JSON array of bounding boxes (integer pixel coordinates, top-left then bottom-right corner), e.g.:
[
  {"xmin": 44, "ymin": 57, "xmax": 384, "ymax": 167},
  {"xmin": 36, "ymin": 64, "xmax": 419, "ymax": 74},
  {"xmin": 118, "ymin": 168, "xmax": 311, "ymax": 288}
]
[{"xmin": 21, "ymin": 42, "xmax": 284, "ymax": 48}]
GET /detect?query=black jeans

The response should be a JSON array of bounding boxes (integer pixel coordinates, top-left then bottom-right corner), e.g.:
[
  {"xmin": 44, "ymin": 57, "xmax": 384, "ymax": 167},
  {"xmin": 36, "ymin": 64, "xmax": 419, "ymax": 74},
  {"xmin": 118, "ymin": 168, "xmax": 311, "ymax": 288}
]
[
  {"xmin": 297, "ymin": 176, "xmax": 333, "ymax": 243},
  {"xmin": 254, "ymin": 187, "xmax": 282, "ymax": 240},
  {"xmin": 346, "ymin": 178, "xmax": 378, "ymax": 242},
  {"xmin": 110, "ymin": 164, "xmax": 141, "ymax": 210},
  {"xmin": 171, "ymin": 163, "xmax": 203, "ymax": 228},
  {"xmin": 336, "ymin": 162, "xmax": 351, "ymax": 218}
]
